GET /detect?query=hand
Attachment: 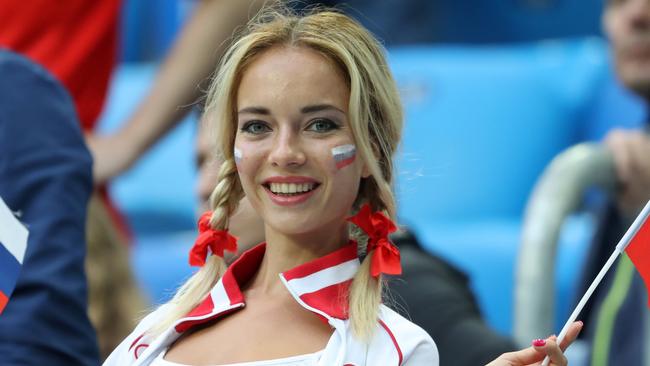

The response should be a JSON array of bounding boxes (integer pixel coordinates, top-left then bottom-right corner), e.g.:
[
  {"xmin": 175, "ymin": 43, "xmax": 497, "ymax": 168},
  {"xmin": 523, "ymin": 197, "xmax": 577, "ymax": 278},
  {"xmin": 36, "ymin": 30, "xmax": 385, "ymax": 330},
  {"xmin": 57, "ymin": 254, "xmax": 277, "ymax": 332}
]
[
  {"xmin": 605, "ymin": 129, "xmax": 650, "ymax": 218},
  {"xmin": 485, "ymin": 321, "xmax": 583, "ymax": 366},
  {"xmin": 85, "ymin": 133, "xmax": 139, "ymax": 185}
]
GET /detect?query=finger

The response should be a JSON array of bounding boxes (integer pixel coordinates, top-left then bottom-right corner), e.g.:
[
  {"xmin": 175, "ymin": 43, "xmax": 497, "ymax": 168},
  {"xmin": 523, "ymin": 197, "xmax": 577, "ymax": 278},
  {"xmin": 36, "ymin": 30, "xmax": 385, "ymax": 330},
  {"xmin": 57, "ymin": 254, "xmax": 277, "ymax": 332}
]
[
  {"xmin": 534, "ymin": 338, "xmax": 567, "ymax": 366},
  {"xmin": 614, "ymin": 132, "xmax": 650, "ymax": 215},
  {"xmin": 628, "ymin": 133, "xmax": 650, "ymax": 187},
  {"xmin": 605, "ymin": 129, "xmax": 633, "ymax": 186},
  {"xmin": 559, "ymin": 321, "xmax": 583, "ymax": 351},
  {"xmin": 497, "ymin": 347, "xmax": 545, "ymax": 364}
]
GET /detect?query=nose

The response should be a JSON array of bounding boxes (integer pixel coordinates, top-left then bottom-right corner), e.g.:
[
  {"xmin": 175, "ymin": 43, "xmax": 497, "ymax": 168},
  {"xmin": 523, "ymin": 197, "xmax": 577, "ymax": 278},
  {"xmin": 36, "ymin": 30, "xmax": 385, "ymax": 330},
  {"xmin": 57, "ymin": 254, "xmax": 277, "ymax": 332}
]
[
  {"xmin": 268, "ymin": 126, "xmax": 306, "ymax": 168},
  {"xmin": 627, "ymin": 0, "xmax": 650, "ymax": 30},
  {"xmin": 196, "ymin": 159, "xmax": 218, "ymax": 208}
]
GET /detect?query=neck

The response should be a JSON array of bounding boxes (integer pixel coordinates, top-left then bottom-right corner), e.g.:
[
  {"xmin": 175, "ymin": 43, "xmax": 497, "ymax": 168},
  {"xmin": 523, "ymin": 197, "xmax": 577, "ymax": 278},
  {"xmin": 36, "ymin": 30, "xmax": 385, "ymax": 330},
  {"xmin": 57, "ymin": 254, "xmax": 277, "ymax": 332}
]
[{"xmin": 246, "ymin": 222, "xmax": 350, "ymax": 296}]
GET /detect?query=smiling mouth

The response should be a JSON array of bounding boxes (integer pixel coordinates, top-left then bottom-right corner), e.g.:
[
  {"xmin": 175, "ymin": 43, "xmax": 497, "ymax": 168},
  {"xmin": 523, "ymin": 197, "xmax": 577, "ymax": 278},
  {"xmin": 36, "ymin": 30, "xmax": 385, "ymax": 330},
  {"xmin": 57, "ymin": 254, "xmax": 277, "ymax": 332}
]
[{"xmin": 264, "ymin": 182, "xmax": 320, "ymax": 196}]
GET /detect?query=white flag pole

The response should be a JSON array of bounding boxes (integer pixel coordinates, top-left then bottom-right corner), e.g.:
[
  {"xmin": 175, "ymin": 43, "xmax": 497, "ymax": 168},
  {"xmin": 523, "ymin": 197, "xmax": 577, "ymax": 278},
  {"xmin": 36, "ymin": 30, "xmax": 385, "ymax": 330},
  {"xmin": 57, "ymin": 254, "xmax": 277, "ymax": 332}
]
[
  {"xmin": 539, "ymin": 249, "xmax": 619, "ymax": 366},
  {"xmin": 541, "ymin": 200, "xmax": 650, "ymax": 366}
]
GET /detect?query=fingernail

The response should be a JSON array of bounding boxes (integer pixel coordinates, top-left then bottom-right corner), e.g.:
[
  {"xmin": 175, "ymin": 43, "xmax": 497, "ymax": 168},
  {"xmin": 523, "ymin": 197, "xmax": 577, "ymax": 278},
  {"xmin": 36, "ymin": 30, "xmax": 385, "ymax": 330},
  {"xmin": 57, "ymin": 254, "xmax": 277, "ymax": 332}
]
[{"xmin": 532, "ymin": 339, "xmax": 546, "ymax": 347}]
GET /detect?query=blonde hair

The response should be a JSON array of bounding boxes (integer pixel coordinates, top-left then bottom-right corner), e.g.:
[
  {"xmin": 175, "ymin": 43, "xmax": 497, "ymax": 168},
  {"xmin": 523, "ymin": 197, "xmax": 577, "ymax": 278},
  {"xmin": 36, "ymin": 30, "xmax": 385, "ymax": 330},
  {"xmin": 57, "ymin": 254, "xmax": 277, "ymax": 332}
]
[{"xmin": 152, "ymin": 5, "xmax": 402, "ymax": 340}]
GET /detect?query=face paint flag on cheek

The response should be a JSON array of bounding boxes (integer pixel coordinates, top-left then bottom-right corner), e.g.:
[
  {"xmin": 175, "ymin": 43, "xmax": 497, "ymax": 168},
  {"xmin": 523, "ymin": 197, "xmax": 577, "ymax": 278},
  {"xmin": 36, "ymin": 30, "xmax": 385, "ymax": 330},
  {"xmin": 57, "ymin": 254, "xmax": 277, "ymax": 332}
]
[
  {"xmin": 234, "ymin": 147, "xmax": 242, "ymax": 166},
  {"xmin": 332, "ymin": 144, "xmax": 356, "ymax": 169}
]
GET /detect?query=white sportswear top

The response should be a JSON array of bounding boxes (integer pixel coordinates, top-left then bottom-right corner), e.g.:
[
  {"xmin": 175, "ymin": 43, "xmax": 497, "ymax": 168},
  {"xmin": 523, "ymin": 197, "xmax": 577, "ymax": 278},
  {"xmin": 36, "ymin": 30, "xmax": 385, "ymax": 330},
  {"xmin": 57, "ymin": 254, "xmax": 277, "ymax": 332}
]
[
  {"xmin": 104, "ymin": 242, "xmax": 438, "ymax": 366},
  {"xmin": 150, "ymin": 350, "xmax": 323, "ymax": 366}
]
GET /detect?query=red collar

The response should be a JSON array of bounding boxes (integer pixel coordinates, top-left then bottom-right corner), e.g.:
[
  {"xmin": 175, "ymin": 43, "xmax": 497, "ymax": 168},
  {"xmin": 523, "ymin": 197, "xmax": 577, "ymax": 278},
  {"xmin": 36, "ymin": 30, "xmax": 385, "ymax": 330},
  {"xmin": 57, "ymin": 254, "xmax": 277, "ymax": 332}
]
[{"xmin": 175, "ymin": 241, "xmax": 360, "ymax": 333}]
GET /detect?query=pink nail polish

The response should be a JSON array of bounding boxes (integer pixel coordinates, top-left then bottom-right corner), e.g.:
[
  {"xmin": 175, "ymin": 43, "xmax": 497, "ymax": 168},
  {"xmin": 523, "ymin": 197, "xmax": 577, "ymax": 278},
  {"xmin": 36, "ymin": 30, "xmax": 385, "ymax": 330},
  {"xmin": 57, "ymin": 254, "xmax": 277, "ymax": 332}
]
[{"xmin": 532, "ymin": 339, "xmax": 546, "ymax": 347}]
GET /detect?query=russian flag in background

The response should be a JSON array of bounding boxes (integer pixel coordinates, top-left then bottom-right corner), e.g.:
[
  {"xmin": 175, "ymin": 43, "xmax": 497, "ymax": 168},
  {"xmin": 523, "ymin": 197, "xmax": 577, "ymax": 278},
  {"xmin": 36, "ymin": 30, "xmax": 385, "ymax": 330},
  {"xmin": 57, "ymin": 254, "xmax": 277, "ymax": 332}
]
[
  {"xmin": 619, "ymin": 201, "xmax": 650, "ymax": 307},
  {"xmin": 0, "ymin": 196, "xmax": 28, "ymax": 314}
]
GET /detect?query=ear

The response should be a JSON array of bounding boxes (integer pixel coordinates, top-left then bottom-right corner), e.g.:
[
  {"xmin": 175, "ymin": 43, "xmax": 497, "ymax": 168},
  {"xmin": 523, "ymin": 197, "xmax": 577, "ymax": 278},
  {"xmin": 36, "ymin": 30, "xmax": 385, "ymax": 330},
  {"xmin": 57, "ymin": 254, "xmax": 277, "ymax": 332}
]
[{"xmin": 361, "ymin": 160, "xmax": 371, "ymax": 178}]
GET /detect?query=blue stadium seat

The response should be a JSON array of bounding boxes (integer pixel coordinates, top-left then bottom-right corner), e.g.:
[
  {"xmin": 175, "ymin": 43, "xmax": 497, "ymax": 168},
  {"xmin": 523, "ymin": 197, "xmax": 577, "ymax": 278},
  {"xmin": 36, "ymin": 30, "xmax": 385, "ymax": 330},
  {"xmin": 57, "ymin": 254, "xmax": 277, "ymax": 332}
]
[
  {"xmin": 389, "ymin": 38, "xmax": 643, "ymax": 333},
  {"xmin": 95, "ymin": 64, "xmax": 198, "ymax": 235}
]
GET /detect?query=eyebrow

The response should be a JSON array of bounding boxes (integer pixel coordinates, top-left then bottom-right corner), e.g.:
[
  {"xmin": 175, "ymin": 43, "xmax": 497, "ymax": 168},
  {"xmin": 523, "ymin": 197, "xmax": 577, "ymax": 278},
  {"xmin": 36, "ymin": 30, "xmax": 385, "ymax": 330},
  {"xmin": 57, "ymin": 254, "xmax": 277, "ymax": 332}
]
[
  {"xmin": 238, "ymin": 106, "xmax": 270, "ymax": 115},
  {"xmin": 237, "ymin": 104, "xmax": 345, "ymax": 115},
  {"xmin": 301, "ymin": 104, "xmax": 345, "ymax": 114}
]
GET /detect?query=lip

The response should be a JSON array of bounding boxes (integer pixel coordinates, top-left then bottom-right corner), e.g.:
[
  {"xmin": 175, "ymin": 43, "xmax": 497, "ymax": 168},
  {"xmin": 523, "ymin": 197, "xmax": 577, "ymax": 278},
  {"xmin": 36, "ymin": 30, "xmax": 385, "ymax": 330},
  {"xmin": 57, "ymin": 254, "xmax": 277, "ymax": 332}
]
[
  {"xmin": 262, "ymin": 176, "xmax": 320, "ymax": 184},
  {"xmin": 261, "ymin": 176, "xmax": 321, "ymax": 207},
  {"xmin": 263, "ymin": 185, "xmax": 319, "ymax": 206}
]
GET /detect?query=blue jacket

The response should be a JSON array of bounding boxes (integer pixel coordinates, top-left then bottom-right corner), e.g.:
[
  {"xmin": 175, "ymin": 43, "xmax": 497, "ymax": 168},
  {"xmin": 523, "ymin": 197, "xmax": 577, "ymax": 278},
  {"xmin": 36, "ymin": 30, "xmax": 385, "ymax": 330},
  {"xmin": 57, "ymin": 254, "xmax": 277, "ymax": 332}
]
[{"xmin": 0, "ymin": 49, "xmax": 100, "ymax": 365}]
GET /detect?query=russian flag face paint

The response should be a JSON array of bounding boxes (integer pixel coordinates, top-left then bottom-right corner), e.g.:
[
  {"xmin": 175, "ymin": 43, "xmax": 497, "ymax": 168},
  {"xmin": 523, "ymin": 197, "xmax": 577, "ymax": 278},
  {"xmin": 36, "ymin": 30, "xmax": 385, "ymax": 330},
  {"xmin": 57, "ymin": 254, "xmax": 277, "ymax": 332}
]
[
  {"xmin": 234, "ymin": 147, "xmax": 242, "ymax": 166},
  {"xmin": 332, "ymin": 144, "xmax": 356, "ymax": 169}
]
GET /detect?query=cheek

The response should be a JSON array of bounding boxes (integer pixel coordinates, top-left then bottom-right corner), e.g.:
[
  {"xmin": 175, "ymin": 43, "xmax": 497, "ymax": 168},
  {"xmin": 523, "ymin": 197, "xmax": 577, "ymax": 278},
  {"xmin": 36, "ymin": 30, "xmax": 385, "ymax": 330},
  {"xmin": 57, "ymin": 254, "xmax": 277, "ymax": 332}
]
[
  {"xmin": 234, "ymin": 147, "xmax": 243, "ymax": 166},
  {"xmin": 233, "ymin": 142, "xmax": 265, "ymax": 186},
  {"xmin": 325, "ymin": 143, "xmax": 363, "ymax": 197}
]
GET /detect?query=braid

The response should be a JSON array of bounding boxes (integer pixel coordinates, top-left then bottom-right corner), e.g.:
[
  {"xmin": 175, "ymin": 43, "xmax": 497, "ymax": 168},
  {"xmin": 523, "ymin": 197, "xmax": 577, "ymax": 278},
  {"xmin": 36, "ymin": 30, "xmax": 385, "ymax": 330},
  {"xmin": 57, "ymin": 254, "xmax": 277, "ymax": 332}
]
[
  {"xmin": 148, "ymin": 159, "xmax": 242, "ymax": 336},
  {"xmin": 349, "ymin": 173, "xmax": 396, "ymax": 340},
  {"xmin": 349, "ymin": 254, "xmax": 383, "ymax": 340},
  {"xmin": 209, "ymin": 158, "xmax": 244, "ymax": 230}
]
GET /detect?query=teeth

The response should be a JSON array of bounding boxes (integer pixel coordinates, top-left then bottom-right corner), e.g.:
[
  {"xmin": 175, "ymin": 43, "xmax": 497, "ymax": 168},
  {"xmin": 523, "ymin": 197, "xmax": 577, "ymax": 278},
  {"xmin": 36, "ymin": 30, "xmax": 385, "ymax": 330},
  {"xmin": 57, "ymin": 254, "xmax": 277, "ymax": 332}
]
[{"xmin": 269, "ymin": 182, "xmax": 315, "ymax": 194}]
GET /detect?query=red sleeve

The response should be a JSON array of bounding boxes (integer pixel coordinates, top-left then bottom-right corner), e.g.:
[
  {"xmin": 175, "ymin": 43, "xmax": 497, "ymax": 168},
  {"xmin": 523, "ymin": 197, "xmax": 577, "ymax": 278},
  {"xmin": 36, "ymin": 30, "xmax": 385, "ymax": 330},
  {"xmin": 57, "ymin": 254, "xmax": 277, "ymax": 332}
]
[{"xmin": 0, "ymin": 0, "xmax": 122, "ymax": 131}]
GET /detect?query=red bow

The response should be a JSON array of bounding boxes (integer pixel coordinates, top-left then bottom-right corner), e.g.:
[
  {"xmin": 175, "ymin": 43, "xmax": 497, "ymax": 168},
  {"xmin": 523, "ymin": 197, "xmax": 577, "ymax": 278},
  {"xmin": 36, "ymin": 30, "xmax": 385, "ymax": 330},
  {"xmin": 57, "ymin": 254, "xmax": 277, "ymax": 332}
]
[
  {"xmin": 347, "ymin": 204, "xmax": 401, "ymax": 277},
  {"xmin": 189, "ymin": 211, "xmax": 238, "ymax": 267}
]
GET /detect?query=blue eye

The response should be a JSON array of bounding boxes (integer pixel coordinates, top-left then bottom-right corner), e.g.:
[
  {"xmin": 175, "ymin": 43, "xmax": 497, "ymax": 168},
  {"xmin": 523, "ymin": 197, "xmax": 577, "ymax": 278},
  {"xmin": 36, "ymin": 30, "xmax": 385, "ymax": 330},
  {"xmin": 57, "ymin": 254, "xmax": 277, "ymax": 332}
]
[
  {"xmin": 307, "ymin": 119, "xmax": 339, "ymax": 133},
  {"xmin": 241, "ymin": 121, "xmax": 271, "ymax": 134}
]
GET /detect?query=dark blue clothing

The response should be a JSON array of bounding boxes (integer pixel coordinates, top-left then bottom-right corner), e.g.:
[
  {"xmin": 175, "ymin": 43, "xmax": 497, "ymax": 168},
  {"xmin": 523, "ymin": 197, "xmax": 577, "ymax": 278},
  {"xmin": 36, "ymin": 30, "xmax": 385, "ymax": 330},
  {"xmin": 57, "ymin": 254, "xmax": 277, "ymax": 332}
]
[
  {"xmin": 0, "ymin": 50, "xmax": 100, "ymax": 365},
  {"xmin": 390, "ymin": 232, "xmax": 517, "ymax": 366},
  {"xmin": 579, "ymin": 202, "xmax": 649, "ymax": 366}
]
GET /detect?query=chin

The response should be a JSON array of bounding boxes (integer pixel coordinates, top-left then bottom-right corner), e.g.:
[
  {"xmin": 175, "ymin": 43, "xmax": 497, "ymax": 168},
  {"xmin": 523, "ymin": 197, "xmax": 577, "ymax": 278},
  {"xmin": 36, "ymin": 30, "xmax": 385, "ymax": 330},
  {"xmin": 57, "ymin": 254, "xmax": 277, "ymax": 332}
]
[
  {"xmin": 618, "ymin": 59, "xmax": 650, "ymax": 89},
  {"xmin": 621, "ymin": 74, "xmax": 650, "ymax": 100},
  {"xmin": 265, "ymin": 214, "xmax": 318, "ymax": 235}
]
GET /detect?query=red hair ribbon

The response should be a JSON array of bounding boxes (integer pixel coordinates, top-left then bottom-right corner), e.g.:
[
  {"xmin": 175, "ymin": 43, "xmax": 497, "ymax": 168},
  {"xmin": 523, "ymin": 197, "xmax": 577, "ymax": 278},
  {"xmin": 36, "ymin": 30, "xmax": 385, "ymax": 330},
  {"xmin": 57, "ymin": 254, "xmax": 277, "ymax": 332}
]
[
  {"xmin": 189, "ymin": 211, "xmax": 238, "ymax": 267},
  {"xmin": 347, "ymin": 204, "xmax": 401, "ymax": 277}
]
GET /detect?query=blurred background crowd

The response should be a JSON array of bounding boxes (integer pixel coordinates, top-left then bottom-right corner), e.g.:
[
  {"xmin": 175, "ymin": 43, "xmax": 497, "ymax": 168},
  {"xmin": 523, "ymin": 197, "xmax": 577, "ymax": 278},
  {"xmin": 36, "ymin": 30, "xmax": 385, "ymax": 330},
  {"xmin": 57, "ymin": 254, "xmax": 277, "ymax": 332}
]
[{"xmin": 0, "ymin": 0, "xmax": 648, "ymax": 365}]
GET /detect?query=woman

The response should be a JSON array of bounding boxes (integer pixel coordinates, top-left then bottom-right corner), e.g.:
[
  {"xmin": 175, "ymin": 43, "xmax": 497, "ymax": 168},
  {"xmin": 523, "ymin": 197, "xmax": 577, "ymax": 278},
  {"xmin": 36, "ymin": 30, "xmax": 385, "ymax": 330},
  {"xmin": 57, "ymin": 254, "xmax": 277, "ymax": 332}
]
[{"xmin": 105, "ymin": 7, "xmax": 580, "ymax": 365}]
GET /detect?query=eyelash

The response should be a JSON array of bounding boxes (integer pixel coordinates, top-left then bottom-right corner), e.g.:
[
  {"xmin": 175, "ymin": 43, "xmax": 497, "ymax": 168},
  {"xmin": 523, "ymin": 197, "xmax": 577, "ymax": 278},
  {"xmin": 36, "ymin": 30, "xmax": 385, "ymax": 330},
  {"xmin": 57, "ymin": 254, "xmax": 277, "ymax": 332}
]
[
  {"xmin": 306, "ymin": 118, "xmax": 340, "ymax": 132},
  {"xmin": 240, "ymin": 119, "xmax": 341, "ymax": 134},
  {"xmin": 240, "ymin": 121, "xmax": 271, "ymax": 134}
]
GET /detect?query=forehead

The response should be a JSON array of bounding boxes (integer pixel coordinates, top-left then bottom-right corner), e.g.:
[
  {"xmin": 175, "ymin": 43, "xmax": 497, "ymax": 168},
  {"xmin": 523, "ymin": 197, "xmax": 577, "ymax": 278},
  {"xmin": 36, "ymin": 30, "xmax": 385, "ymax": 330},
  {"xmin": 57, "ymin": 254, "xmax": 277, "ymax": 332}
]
[{"xmin": 236, "ymin": 46, "xmax": 350, "ymax": 110}]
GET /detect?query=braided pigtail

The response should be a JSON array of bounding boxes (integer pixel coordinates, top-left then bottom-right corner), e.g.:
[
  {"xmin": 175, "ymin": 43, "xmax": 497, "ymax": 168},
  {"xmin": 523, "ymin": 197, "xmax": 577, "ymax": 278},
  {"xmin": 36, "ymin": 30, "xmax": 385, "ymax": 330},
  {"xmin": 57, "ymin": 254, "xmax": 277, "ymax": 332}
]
[
  {"xmin": 348, "ymin": 246, "xmax": 383, "ymax": 340},
  {"xmin": 149, "ymin": 159, "xmax": 243, "ymax": 336},
  {"xmin": 347, "ymin": 201, "xmax": 397, "ymax": 340}
]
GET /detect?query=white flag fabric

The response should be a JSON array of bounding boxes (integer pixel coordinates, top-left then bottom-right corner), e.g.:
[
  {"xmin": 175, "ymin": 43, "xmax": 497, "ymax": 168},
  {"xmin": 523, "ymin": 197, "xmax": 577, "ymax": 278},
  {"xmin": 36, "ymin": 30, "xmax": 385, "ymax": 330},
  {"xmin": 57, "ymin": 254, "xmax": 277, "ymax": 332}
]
[{"xmin": 0, "ymin": 196, "xmax": 29, "ymax": 313}]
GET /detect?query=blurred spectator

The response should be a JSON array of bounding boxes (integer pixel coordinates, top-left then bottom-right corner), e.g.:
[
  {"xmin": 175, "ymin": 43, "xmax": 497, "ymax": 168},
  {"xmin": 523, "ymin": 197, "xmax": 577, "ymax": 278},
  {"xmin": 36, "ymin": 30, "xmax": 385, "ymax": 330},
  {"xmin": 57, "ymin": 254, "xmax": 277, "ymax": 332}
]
[
  {"xmin": 0, "ymin": 0, "xmax": 272, "ymax": 359},
  {"xmin": 576, "ymin": 0, "xmax": 650, "ymax": 365},
  {"xmin": 88, "ymin": 0, "xmax": 271, "ymax": 184},
  {"xmin": 0, "ymin": 50, "xmax": 99, "ymax": 365}
]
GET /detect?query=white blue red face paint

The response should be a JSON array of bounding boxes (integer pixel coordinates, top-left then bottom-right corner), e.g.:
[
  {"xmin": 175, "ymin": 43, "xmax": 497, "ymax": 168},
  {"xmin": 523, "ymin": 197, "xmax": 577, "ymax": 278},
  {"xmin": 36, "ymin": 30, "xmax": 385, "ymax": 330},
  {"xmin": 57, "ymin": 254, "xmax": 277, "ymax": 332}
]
[
  {"xmin": 234, "ymin": 147, "xmax": 242, "ymax": 166},
  {"xmin": 331, "ymin": 144, "xmax": 356, "ymax": 169}
]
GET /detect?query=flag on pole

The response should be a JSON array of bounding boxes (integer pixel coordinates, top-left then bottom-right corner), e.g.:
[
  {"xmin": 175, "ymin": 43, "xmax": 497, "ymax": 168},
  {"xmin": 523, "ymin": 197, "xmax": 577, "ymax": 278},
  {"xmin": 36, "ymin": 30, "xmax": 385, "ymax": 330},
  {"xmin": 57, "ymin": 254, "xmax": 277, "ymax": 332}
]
[
  {"xmin": 541, "ymin": 200, "xmax": 650, "ymax": 366},
  {"xmin": 0, "ymin": 196, "xmax": 28, "ymax": 314},
  {"xmin": 618, "ymin": 200, "xmax": 650, "ymax": 307}
]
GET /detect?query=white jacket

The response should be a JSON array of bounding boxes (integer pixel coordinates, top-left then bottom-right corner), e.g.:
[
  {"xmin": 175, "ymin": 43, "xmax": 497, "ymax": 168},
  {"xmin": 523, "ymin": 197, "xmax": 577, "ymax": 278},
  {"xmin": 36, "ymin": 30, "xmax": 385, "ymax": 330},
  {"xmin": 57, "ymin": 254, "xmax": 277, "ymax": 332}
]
[{"xmin": 104, "ymin": 243, "xmax": 439, "ymax": 366}]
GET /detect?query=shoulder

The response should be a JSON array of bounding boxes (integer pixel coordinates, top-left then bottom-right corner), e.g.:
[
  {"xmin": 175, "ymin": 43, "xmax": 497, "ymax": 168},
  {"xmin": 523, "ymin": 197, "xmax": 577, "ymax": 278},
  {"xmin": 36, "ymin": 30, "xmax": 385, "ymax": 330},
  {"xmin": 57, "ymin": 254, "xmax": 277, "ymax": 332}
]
[
  {"xmin": 374, "ymin": 305, "xmax": 439, "ymax": 365},
  {"xmin": 0, "ymin": 48, "xmax": 88, "ymax": 168},
  {"xmin": 0, "ymin": 49, "xmax": 78, "ymax": 126}
]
